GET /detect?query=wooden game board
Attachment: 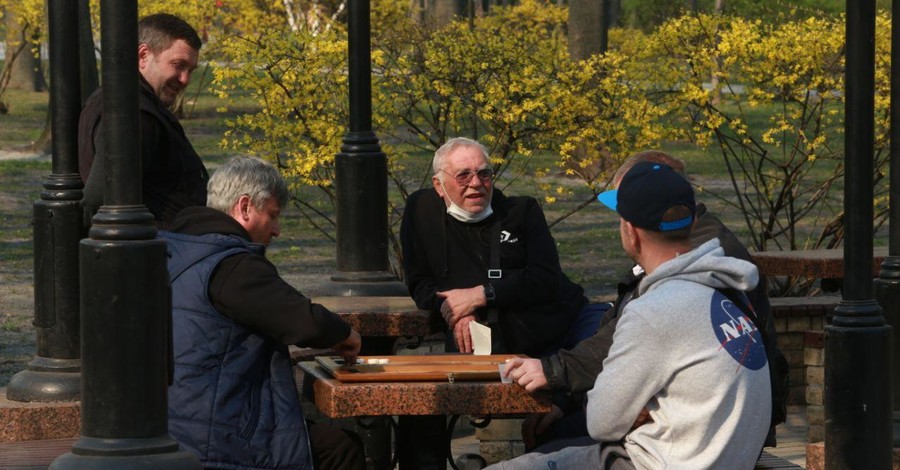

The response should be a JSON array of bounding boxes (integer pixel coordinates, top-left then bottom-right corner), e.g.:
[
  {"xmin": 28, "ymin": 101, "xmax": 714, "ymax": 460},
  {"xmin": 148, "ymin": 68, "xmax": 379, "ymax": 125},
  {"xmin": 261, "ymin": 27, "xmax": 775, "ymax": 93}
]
[{"xmin": 314, "ymin": 354, "xmax": 520, "ymax": 383}]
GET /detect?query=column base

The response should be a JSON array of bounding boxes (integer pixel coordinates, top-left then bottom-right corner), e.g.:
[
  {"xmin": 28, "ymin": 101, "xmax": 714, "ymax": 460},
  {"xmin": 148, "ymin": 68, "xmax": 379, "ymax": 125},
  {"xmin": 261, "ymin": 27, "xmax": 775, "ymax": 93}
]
[
  {"xmin": 49, "ymin": 436, "xmax": 200, "ymax": 470},
  {"xmin": 6, "ymin": 357, "xmax": 81, "ymax": 402},
  {"xmin": 806, "ymin": 442, "xmax": 900, "ymax": 470}
]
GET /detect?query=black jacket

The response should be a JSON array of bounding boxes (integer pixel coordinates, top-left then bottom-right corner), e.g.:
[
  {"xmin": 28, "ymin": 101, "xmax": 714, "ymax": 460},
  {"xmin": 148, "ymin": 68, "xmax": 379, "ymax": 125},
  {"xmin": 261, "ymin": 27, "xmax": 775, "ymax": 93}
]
[
  {"xmin": 166, "ymin": 206, "xmax": 351, "ymax": 348},
  {"xmin": 401, "ymin": 188, "xmax": 586, "ymax": 356},
  {"xmin": 542, "ymin": 203, "xmax": 776, "ymax": 394},
  {"xmin": 80, "ymin": 77, "xmax": 209, "ymax": 230}
]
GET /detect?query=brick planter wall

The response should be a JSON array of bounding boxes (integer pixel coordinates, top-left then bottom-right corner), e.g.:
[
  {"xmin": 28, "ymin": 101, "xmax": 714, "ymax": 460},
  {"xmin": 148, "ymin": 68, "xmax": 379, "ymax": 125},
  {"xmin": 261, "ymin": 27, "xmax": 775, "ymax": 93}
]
[
  {"xmin": 769, "ymin": 297, "xmax": 836, "ymax": 406},
  {"xmin": 803, "ymin": 331, "xmax": 825, "ymax": 443}
]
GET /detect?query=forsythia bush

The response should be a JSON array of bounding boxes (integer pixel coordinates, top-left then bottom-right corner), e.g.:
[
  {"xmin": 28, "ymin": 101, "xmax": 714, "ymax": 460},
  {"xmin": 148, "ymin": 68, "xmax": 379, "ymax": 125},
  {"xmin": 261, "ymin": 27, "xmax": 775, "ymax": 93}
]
[
  {"xmin": 213, "ymin": 0, "xmax": 663, "ymax": 236},
  {"xmin": 617, "ymin": 12, "xmax": 891, "ymax": 257},
  {"xmin": 212, "ymin": 4, "xmax": 890, "ymax": 290}
]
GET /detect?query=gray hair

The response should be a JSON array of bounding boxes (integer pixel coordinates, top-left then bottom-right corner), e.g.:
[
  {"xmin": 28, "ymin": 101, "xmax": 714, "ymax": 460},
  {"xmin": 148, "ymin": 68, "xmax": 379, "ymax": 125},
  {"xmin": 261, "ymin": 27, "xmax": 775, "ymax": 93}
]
[
  {"xmin": 138, "ymin": 13, "xmax": 202, "ymax": 54},
  {"xmin": 432, "ymin": 137, "xmax": 490, "ymax": 177},
  {"xmin": 207, "ymin": 156, "xmax": 289, "ymax": 213}
]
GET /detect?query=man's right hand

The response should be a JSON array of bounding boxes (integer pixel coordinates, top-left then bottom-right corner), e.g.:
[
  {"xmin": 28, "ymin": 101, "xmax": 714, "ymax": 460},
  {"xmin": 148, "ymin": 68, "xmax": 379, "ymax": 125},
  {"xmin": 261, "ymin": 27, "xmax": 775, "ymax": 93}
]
[
  {"xmin": 521, "ymin": 405, "xmax": 564, "ymax": 450},
  {"xmin": 504, "ymin": 357, "xmax": 548, "ymax": 392},
  {"xmin": 333, "ymin": 329, "xmax": 361, "ymax": 365},
  {"xmin": 454, "ymin": 315, "xmax": 476, "ymax": 353}
]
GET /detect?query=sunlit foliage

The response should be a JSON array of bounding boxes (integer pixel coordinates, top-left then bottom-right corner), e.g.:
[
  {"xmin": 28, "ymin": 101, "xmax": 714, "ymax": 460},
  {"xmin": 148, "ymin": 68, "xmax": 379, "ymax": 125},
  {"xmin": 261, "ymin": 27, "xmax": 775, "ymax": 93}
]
[
  {"xmin": 214, "ymin": 0, "xmax": 662, "ymax": 241},
  {"xmin": 617, "ymin": 11, "xmax": 891, "ymax": 293}
]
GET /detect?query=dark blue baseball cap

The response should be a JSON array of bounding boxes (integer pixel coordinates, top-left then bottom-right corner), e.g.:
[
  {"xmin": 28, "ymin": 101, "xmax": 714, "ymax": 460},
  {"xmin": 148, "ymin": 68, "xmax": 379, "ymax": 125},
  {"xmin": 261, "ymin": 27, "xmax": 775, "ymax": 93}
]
[{"xmin": 597, "ymin": 162, "xmax": 696, "ymax": 232}]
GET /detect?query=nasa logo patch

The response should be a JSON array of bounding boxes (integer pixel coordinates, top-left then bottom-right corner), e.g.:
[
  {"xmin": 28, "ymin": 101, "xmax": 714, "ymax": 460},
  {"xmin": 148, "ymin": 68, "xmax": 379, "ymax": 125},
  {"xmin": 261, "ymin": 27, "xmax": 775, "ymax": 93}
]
[{"xmin": 710, "ymin": 290, "xmax": 767, "ymax": 370}]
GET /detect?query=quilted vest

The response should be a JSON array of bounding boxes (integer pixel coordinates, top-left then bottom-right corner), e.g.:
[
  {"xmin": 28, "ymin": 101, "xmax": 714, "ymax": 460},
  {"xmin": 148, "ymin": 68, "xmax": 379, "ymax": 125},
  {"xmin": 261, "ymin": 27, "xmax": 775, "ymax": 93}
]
[{"xmin": 161, "ymin": 231, "xmax": 313, "ymax": 470}]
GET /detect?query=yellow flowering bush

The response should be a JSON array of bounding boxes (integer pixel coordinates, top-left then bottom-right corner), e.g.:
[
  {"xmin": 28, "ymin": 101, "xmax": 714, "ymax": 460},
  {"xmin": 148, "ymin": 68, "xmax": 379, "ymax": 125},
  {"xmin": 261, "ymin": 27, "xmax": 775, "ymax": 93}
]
[
  {"xmin": 211, "ymin": 5, "xmax": 891, "ymax": 289},
  {"xmin": 215, "ymin": 0, "xmax": 660, "ymax": 238},
  {"xmin": 627, "ymin": 13, "xmax": 890, "ymax": 256}
]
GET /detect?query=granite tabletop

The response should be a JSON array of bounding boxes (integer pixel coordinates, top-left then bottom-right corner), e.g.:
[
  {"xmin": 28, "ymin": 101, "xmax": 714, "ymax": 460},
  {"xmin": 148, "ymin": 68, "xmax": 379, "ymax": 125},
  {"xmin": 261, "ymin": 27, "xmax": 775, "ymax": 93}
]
[
  {"xmin": 298, "ymin": 362, "xmax": 551, "ymax": 418},
  {"xmin": 315, "ymin": 296, "xmax": 433, "ymax": 337}
]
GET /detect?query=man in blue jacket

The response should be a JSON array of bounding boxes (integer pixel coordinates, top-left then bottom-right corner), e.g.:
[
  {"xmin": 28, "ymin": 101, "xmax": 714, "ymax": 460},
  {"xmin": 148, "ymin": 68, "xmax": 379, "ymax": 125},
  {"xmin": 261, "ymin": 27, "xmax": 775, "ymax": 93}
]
[{"xmin": 162, "ymin": 156, "xmax": 364, "ymax": 470}]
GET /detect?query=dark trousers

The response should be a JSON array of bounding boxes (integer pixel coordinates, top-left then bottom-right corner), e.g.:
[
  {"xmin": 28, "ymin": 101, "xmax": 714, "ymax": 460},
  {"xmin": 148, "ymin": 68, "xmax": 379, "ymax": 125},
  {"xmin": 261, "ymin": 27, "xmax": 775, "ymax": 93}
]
[{"xmin": 308, "ymin": 421, "xmax": 366, "ymax": 470}]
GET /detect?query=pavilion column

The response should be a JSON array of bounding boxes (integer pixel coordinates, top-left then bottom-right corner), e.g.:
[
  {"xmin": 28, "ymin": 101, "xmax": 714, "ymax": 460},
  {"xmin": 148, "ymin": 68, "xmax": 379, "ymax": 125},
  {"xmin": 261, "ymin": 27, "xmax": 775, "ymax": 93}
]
[
  {"xmin": 874, "ymin": 0, "xmax": 900, "ymax": 449},
  {"xmin": 329, "ymin": 0, "xmax": 406, "ymax": 297},
  {"xmin": 826, "ymin": 0, "xmax": 893, "ymax": 467},
  {"xmin": 50, "ymin": 0, "xmax": 198, "ymax": 467},
  {"xmin": 6, "ymin": 0, "xmax": 84, "ymax": 404}
]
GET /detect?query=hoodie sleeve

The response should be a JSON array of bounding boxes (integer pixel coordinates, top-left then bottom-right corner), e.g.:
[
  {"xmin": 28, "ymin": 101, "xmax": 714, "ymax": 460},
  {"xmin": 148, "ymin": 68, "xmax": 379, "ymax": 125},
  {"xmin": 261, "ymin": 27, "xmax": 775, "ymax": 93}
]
[
  {"xmin": 209, "ymin": 252, "xmax": 351, "ymax": 349},
  {"xmin": 586, "ymin": 307, "xmax": 666, "ymax": 442}
]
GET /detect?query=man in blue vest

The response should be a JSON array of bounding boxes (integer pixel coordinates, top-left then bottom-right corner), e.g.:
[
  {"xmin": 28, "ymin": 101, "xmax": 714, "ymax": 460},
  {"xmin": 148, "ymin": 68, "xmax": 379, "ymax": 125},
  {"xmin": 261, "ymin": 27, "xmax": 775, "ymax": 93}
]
[{"xmin": 161, "ymin": 156, "xmax": 364, "ymax": 470}]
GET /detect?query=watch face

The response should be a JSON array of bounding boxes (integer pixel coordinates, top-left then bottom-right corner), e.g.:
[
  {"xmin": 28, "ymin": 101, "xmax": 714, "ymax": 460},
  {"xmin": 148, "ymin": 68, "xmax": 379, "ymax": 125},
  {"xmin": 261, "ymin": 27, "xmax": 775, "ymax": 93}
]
[{"xmin": 485, "ymin": 284, "xmax": 496, "ymax": 301}]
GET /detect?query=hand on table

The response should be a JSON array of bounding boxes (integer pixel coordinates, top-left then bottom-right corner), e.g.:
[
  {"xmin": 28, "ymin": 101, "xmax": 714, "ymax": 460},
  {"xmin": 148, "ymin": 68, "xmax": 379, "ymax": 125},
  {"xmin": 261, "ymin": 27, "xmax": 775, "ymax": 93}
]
[
  {"xmin": 503, "ymin": 357, "xmax": 548, "ymax": 392},
  {"xmin": 332, "ymin": 329, "xmax": 361, "ymax": 365},
  {"xmin": 521, "ymin": 405, "xmax": 564, "ymax": 450}
]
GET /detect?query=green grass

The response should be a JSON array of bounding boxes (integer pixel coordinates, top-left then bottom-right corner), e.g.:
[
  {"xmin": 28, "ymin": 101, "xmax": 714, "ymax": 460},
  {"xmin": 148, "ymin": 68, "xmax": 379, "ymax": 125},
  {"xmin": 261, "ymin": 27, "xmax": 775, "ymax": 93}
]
[{"xmin": 0, "ymin": 88, "xmax": 49, "ymax": 148}]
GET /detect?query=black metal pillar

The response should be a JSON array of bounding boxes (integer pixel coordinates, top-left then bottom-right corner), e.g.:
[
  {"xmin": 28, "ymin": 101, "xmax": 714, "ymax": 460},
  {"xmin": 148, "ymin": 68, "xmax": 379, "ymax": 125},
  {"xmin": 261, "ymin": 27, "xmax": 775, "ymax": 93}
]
[
  {"xmin": 78, "ymin": 0, "xmax": 99, "ymax": 104},
  {"xmin": 330, "ymin": 0, "xmax": 406, "ymax": 297},
  {"xmin": 50, "ymin": 1, "xmax": 198, "ymax": 468},
  {"xmin": 6, "ymin": 0, "xmax": 83, "ymax": 404},
  {"xmin": 328, "ymin": 2, "xmax": 410, "ymax": 466},
  {"xmin": 874, "ymin": 0, "xmax": 900, "ymax": 448},
  {"xmin": 826, "ymin": 0, "xmax": 893, "ymax": 467}
]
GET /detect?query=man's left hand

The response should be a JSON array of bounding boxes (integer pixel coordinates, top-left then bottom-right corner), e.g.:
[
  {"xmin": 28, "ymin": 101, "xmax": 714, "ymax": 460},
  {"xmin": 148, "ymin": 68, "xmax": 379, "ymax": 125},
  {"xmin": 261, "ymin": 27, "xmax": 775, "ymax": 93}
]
[
  {"xmin": 437, "ymin": 286, "xmax": 486, "ymax": 327},
  {"xmin": 521, "ymin": 405, "xmax": 565, "ymax": 450}
]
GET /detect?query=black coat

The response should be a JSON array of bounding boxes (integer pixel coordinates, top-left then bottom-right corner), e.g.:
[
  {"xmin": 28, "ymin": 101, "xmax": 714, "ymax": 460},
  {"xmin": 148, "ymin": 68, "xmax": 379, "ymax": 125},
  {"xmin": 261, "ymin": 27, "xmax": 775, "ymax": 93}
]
[
  {"xmin": 80, "ymin": 77, "xmax": 208, "ymax": 230},
  {"xmin": 400, "ymin": 188, "xmax": 586, "ymax": 356}
]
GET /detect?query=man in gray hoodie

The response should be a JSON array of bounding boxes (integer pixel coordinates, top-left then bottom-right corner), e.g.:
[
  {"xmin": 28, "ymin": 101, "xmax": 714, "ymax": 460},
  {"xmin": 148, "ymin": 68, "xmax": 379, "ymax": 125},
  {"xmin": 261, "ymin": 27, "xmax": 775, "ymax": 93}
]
[{"xmin": 493, "ymin": 162, "xmax": 771, "ymax": 469}]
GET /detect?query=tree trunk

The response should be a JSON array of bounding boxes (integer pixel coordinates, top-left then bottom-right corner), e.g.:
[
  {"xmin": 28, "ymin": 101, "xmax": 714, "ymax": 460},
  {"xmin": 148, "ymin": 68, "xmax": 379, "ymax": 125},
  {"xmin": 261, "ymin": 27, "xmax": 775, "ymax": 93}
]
[
  {"xmin": 568, "ymin": 0, "xmax": 603, "ymax": 60},
  {"xmin": 420, "ymin": 0, "xmax": 467, "ymax": 28},
  {"xmin": 31, "ymin": 109, "xmax": 52, "ymax": 155},
  {"xmin": 607, "ymin": 0, "xmax": 621, "ymax": 27},
  {"xmin": 4, "ymin": 11, "xmax": 46, "ymax": 92}
]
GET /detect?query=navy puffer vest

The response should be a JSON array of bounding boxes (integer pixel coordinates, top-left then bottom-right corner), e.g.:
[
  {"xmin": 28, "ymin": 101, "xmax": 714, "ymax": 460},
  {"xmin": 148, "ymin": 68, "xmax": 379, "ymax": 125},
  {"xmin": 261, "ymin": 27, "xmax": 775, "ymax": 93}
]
[{"xmin": 161, "ymin": 231, "xmax": 313, "ymax": 470}]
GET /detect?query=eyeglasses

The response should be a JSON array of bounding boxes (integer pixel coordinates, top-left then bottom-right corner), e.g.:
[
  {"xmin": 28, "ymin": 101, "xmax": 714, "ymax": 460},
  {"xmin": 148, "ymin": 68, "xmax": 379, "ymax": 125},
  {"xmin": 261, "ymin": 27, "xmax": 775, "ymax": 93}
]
[{"xmin": 441, "ymin": 168, "xmax": 494, "ymax": 186}]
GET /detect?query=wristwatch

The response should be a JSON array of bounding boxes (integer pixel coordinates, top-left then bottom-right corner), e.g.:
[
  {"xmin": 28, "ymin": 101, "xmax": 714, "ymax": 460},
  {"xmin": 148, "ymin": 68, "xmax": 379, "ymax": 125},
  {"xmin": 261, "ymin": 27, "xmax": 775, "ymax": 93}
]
[{"xmin": 483, "ymin": 283, "xmax": 496, "ymax": 302}]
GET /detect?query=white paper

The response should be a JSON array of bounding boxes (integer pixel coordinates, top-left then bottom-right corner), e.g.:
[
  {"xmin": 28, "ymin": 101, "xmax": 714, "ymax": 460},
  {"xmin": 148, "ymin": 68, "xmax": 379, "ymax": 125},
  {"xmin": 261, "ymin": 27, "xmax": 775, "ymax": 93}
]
[{"xmin": 469, "ymin": 321, "xmax": 492, "ymax": 355}]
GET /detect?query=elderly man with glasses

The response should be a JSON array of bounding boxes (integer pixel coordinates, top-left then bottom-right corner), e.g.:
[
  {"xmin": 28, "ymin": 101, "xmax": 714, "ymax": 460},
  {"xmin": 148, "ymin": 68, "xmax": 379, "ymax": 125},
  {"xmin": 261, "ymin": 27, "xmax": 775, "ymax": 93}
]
[{"xmin": 400, "ymin": 137, "xmax": 604, "ymax": 357}]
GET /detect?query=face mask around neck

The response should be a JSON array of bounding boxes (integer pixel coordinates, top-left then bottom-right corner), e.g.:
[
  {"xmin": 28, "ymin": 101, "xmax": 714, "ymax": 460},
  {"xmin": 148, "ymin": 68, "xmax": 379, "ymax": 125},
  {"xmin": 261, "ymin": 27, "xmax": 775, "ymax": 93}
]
[{"xmin": 440, "ymin": 180, "xmax": 493, "ymax": 223}]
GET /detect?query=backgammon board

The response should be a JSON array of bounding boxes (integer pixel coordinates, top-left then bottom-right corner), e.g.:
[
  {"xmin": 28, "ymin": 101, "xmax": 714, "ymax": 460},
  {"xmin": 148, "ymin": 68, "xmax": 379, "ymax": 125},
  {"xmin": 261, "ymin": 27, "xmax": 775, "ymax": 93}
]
[{"xmin": 314, "ymin": 354, "xmax": 520, "ymax": 383}]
